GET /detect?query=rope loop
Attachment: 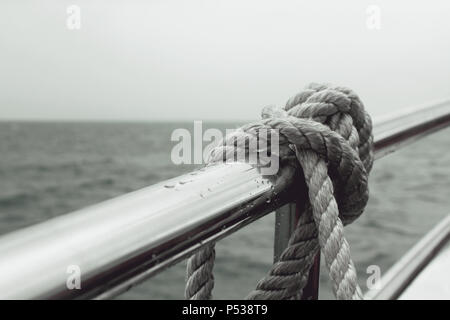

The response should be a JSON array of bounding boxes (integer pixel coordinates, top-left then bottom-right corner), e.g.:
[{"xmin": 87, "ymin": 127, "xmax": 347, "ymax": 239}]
[{"xmin": 185, "ymin": 83, "xmax": 374, "ymax": 300}]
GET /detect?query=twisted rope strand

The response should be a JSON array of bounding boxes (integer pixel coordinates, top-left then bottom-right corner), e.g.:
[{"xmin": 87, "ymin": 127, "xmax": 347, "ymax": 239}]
[
  {"xmin": 246, "ymin": 208, "xmax": 319, "ymax": 300},
  {"xmin": 296, "ymin": 148, "xmax": 362, "ymax": 299},
  {"xmin": 185, "ymin": 244, "xmax": 215, "ymax": 300}
]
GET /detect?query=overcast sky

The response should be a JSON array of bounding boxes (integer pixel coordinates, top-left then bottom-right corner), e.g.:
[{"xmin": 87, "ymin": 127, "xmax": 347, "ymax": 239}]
[{"xmin": 0, "ymin": 0, "xmax": 449, "ymax": 121}]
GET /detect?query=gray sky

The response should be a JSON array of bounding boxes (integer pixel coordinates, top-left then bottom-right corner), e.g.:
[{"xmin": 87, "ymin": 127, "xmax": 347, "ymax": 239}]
[{"xmin": 1, "ymin": 0, "xmax": 450, "ymax": 121}]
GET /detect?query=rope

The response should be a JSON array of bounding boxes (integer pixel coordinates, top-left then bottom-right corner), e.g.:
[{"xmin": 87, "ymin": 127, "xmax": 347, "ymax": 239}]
[{"xmin": 185, "ymin": 83, "xmax": 374, "ymax": 300}]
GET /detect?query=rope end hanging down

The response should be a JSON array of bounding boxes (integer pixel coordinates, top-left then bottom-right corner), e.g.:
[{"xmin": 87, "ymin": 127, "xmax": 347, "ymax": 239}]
[{"xmin": 185, "ymin": 83, "xmax": 374, "ymax": 300}]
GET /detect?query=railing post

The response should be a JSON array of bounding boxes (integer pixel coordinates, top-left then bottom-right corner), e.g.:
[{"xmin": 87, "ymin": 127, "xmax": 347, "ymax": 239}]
[
  {"xmin": 274, "ymin": 201, "xmax": 321, "ymax": 299},
  {"xmin": 274, "ymin": 203, "xmax": 297, "ymax": 263}
]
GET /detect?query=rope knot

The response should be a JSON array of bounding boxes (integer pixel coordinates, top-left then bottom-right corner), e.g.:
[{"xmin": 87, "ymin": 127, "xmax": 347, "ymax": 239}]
[{"xmin": 186, "ymin": 83, "xmax": 374, "ymax": 300}]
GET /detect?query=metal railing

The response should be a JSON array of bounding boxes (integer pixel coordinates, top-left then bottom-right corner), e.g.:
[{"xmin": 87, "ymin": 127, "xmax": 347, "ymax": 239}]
[
  {"xmin": 364, "ymin": 215, "xmax": 450, "ymax": 300},
  {"xmin": 0, "ymin": 100, "xmax": 449, "ymax": 299}
]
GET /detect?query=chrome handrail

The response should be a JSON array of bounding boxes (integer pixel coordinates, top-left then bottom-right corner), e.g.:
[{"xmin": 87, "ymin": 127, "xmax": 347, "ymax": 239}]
[
  {"xmin": 0, "ymin": 100, "xmax": 449, "ymax": 299},
  {"xmin": 364, "ymin": 215, "xmax": 450, "ymax": 300}
]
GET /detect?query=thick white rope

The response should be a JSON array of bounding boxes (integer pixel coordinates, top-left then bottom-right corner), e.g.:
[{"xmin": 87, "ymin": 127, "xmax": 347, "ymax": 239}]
[{"xmin": 185, "ymin": 83, "xmax": 374, "ymax": 300}]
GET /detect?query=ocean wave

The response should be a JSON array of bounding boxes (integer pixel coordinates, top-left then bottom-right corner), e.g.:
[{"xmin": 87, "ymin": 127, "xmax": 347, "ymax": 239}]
[
  {"xmin": 0, "ymin": 192, "xmax": 37, "ymax": 208},
  {"xmin": 3, "ymin": 157, "xmax": 116, "ymax": 174},
  {"xmin": 0, "ymin": 177, "xmax": 118, "ymax": 209}
]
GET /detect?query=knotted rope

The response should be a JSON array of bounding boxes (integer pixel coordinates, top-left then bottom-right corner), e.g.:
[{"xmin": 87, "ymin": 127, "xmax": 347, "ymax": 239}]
[{"xmin": 185, "ymin": 83, "xmax": 374, "ymax": 300}]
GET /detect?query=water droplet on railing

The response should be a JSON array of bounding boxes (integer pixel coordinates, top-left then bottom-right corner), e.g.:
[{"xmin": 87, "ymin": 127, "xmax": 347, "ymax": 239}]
[{"xmin": 164, "ymin": 183, "xmax": 175, "ymax": 188}]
